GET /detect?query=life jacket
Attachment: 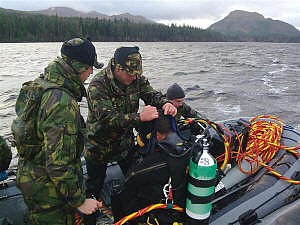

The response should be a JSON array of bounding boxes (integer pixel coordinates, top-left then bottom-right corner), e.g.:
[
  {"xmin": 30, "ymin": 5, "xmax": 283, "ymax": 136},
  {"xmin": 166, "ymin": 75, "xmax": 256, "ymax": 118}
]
[{"xmin": 11, "ymin": 76, "xmax": 69, "ymax": 160}]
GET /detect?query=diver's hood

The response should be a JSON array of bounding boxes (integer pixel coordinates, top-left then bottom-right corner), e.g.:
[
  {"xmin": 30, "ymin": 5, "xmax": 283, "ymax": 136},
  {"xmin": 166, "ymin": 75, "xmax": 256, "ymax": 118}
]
[{"xmin": 157, "ymin": 132, "xmax": 186, "ymax": 153}]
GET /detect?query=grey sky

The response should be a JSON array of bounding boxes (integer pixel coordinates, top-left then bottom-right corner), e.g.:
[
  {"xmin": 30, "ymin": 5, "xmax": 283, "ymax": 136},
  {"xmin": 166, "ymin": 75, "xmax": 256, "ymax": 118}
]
[{"xmin": 1, "ymin": 0, "xmax": 299, "ymax": 29}]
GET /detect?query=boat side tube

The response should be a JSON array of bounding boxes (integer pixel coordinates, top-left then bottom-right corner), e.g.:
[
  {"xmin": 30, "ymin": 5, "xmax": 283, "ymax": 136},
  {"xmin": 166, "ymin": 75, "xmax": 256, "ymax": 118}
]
[
  {"xmin": 211, "ymin": 124, "xmax": 300, "ymax": 225},
  {"xmin": 0, "ymin": 175, "xmax": 29, "ymax": 224},
  {"xmin": 211, "ymin": 157, "xmax": 300, "ymax": 225}
]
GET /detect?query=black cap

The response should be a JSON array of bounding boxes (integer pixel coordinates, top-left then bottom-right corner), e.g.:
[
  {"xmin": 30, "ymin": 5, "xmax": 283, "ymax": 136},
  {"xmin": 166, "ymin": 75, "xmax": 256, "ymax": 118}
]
[
  {"xmin": 166, "ymin": 83, "xmax": 185, "ymax": 100},
  {"xmin": 61, "ymin": 38, "xmax": 103, "ymax": 69},
  {"xmin": 114, "ymin": 46, "xmax": 140, "ymax": 67}
]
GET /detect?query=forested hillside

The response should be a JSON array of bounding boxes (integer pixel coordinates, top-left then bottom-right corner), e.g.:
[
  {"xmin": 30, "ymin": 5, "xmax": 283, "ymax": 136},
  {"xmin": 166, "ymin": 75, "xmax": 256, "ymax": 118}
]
[{"xmin": 0, "ymin": 12, "xmax": 224, "ymax": 42}]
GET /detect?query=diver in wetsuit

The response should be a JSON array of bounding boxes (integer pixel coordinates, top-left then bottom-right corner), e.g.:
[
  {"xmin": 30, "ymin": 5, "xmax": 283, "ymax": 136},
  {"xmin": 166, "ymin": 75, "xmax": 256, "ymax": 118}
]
[{"xmin": 112, "ymin": 115, "xmax": 191, "ymax": 225}]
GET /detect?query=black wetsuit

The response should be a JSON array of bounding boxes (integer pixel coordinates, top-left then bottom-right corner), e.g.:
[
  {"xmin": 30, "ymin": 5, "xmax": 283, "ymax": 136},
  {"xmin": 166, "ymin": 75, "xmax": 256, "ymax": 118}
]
[{"xmin": 112, "ymin": 133, "xmax": 191, "ymax": 225}]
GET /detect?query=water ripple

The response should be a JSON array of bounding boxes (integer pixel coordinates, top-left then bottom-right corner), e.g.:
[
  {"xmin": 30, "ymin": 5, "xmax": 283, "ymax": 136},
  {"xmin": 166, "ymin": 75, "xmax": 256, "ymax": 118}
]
[{"xmin": 1, "ymin": 42, "xmax": 300, "ymax": 137}]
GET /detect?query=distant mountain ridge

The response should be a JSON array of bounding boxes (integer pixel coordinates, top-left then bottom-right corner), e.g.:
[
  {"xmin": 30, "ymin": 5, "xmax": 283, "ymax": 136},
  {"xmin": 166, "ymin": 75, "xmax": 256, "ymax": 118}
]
[
  {"xmin": 0, "ymin": 6, "xmax": 155, "ymax": 24},
  {"xmin": 209, "ymin": 10, "xmax": 300, "ymax": 42},
  {"xmin": 32, "ymin": 7, "xmax": 155, "ymax": 24}
]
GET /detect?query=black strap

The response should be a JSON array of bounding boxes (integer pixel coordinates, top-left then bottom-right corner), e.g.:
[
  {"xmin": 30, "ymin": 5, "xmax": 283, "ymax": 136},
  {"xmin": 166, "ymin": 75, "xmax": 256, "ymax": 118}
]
[
  {"xmin": 187, "ymin": 191, "xmax": 215, "ymax": 204},
  {"xmin": 188, "ymin": 175, "xmax": 216, "ymax": 188}
]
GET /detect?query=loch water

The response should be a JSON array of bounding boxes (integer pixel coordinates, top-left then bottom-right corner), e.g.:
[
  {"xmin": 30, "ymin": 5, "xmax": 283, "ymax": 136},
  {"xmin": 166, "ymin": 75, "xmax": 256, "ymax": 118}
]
[{"xmin": 1, "ymin": 42, "xmax": 300, "ymax": 162}]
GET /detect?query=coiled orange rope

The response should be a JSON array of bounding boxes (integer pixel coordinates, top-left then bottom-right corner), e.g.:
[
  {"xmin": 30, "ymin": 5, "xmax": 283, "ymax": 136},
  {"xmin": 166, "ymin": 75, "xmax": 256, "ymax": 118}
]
[
  {"xmin": 234, "ymin": 115, "xmax": 300, "ymax": 184},
  {"xmin": 114, "ymin": 203, "xmax": 184, "ymax": 225},
  {"xmin": 180, "ymin": 115, "xmax": 300, "ymax": 184},
  {"xmin": 234, "ymin": 115, "xmax": 283, "ymax": 174}
]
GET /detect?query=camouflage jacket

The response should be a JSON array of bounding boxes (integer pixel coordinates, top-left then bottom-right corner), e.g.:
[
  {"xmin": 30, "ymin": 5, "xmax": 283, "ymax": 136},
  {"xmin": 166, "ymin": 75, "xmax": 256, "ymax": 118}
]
[
  {"xmin": 16, "ymin": 57, "xmax": 87, "ymax": 212},
  {"xmin": 174, "ymin": 102, "xmax": 199, "ymax": 121},
  {"xmin": 85, "ymin": 59, "xmax": 168, "ymax": 162},
  {"xmin": 0, "ymin": 136, "xmax": 12, "ymax": 172}
]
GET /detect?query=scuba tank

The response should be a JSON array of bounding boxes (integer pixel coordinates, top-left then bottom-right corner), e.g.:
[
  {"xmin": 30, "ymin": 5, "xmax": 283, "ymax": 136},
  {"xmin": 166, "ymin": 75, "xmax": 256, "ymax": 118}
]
[
  {"xmin": 186, "ymin": 135, "xmax": 217, "ymax": 224},
  {"xmin": 215, "ymin": 157, "xmax": 261, "ymax": 194}
]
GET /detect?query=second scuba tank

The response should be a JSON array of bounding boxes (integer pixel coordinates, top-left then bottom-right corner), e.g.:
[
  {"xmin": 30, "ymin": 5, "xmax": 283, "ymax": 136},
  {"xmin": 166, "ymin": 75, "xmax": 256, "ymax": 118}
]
[
  {"xmin": 186, "ymin": 136, "xmax": 217, "ymax": 224},
  {"xmin": 215, "ymin": 157, "xmax": 261, "ymax": 194}
]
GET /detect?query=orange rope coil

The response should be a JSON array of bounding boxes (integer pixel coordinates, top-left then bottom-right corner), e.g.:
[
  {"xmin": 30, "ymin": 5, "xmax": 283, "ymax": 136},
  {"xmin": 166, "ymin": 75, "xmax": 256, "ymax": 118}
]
[
  {"xmin": 234, "ymin": 115, "xmax": 283, "ymax": 174},
  {"xmin": 231, "ymin": 115, "xmax": 300, "ymax": 184},
  {"xmin": 181, "ymin": 115, "xmax": 300, "ymax": 184}
]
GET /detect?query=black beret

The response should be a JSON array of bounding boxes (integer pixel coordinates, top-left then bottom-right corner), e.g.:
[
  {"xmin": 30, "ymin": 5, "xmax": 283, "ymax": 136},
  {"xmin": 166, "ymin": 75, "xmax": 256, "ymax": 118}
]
[
  {"xmin": 166, "ymin": 83, "xmax": 185, "ymax": 100},
  {"xmin": 61, "ymin": 38, "xmax": 103, "ymax": 69}
]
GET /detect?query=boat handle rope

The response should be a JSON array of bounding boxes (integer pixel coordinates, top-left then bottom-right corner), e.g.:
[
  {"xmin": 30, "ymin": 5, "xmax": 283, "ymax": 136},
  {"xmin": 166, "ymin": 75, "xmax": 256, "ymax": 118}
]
[{"xmin": 114, "ymin": 203, "xmax": 184, "ymax": 225}]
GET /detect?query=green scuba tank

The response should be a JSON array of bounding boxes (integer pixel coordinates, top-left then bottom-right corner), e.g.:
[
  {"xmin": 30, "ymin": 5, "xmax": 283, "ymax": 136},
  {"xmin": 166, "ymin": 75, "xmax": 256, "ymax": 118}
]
[{"xmin": 186, "ymin": 136, "xmax": 217, "ymax": 224}]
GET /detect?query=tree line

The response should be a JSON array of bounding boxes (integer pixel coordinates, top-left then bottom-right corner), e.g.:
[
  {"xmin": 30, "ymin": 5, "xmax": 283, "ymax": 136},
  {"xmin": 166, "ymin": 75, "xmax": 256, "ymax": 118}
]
[{"xmin": 0, "ymin": 12, "xmax": 225, "ymax": 42}]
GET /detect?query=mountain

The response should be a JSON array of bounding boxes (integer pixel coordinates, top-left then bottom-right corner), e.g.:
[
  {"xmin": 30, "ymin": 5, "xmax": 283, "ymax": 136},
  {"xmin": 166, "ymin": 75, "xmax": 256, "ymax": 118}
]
[
  {"xmin": 29, "ymin": 7, "xmax": 155, "ymax": 24},
  {"xmin": 0, "ymin": 7, "xmax": 28, "ymax": 15},
  {"xmin": 209, "ymin": 10, "xmax": 300, "ymax": 42},
  {"xmin": 31, "ymin": 7, "xmax": 108, "ymax": 19}
]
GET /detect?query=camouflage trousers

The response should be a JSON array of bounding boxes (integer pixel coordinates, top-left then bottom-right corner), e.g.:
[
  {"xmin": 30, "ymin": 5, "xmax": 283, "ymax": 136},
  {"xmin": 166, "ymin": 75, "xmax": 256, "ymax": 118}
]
[{"xmin": 27, "ymin": 206, "xmax": 84, "ymax": 225}]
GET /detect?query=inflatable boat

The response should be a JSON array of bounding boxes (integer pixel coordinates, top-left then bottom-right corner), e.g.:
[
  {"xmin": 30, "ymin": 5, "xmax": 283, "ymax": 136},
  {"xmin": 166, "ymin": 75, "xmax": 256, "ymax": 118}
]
[
  {"xmin": 1, "ymin": 115, "xmax": 299, "ymax": 225},
  {"xmin": 207, "ymin": 116, "xmax": 300, "ymax": 225}
]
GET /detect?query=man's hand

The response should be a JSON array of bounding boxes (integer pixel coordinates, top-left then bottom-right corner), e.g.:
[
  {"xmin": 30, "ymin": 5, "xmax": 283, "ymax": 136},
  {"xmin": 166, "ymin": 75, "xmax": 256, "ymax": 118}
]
[
  {"xmin": 139, "ymin": 105, "xmax": 159, "ymax": 122},
  {"xmin": 77, "ymin": 198, "xmax": 102, "ymax": 215},
  {"xmin": 162, "ymin": 102, "xmax": 177, "ymax": 117}
]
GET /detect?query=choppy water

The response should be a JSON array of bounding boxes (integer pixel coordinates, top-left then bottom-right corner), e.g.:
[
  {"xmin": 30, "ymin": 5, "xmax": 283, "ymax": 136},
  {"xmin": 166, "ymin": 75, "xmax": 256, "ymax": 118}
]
[{"xmin": 1, "ymin": 42, "xmax": 300, "ymax": 162}]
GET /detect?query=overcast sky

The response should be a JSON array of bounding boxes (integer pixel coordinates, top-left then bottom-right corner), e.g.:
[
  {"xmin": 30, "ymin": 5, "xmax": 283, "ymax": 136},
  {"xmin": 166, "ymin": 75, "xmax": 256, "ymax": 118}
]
[{"xmin": 1, "ymin": 0, "xmax": 299, "ymax": 30}]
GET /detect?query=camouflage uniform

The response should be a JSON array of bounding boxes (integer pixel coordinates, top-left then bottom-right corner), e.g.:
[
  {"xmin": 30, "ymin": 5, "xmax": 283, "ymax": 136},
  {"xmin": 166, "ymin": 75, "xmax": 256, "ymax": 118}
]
[
  {"xmin": 174, "ymin": 102, "xmax": 199, "ymax": 121},
  {"xmin": 16, "ymin": 57, "xmax": 87, "ymax": 225},
  {"xmin": 84, "ymin": 57, "xmax": 168, "ymax": 195},
  {"xmin": 0, "ymin": 136, "xmax": 11, "ymax": 173}
]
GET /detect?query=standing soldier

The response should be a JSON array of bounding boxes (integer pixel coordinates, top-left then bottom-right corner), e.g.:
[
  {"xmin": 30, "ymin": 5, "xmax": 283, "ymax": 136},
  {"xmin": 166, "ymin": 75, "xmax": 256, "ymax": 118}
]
[
  {"xmin": 84, "ymin": 46, "xmax": 177, "ymax": 224},
  {"xmin": 12, "ymin": 38, "xmax": 102, "ymax": 225}
]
